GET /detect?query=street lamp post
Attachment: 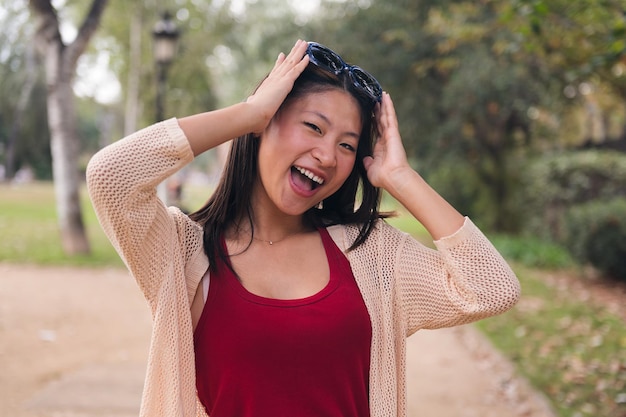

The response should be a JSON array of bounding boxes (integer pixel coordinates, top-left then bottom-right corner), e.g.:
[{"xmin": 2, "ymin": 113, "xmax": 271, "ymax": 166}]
[
  {"xmin": 153, "ymin": 12, "xmax": 180, "ymax": 205},
  {"xmin": 153, "ymin": 11, "xmax": 179, "ymax": 122}
]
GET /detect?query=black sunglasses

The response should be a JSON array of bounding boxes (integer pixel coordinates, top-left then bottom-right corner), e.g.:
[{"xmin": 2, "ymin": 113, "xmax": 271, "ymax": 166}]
[{"xmin": 306, "ymin": 42, "xmax": 383, "ymax": 104}]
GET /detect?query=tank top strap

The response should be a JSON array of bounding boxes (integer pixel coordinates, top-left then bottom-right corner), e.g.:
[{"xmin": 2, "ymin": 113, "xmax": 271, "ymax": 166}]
[{"xmin": 318, "ymin": 227, "xmax": 353, "ymax": 280}]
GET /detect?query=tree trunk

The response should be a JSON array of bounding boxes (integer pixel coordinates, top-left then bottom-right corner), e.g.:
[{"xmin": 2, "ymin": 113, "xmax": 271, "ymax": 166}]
[
  {"xmin": 30, "ymin": 0, "xmax": 109, "ymax": 255},
  {"xmin": 47, "ymin": 55, "xmax": 91, "ymax": 254},
  {"xmin": 124, "ymin": 4, "xmax": 143, "ymax": 136}
]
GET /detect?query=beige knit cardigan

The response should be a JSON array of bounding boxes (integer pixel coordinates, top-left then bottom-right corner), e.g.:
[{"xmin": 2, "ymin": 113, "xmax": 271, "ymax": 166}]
[{"xmin": 86, "ymin": 118, "xmax": 520, "ymax": 417}]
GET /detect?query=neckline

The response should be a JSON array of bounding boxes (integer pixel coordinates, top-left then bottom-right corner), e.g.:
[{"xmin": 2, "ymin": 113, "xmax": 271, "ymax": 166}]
[{"xmin": 220, "ymin": 228, "xmax": 340, "ymax": 307}]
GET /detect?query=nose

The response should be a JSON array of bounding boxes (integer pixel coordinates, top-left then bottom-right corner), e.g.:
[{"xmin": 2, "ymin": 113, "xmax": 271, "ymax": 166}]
[{"xmin": 311, "ymin": 141, "xmax": 336, "ymax": 168}]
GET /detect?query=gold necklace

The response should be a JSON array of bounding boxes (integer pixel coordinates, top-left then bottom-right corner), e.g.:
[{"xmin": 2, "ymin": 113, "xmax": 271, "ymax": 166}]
[
  {"xmin": 252, "ymin": 235, "xmax": 290, "ymax": 245},
  {"xmin": 251, "ymin": 229, "xmax": 308, "ymax": 246}
]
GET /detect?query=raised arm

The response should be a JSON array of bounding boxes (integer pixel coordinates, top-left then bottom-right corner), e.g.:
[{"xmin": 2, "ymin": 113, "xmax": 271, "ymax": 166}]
[
  {"xmin": 86, "ymin": 40, "xmax": 311, "ymax": 306},
  {"xmin": 361, "ymin": 93, "xmax": 520, "ymax": 329},
  {"xmin": 363, "ymin": 92, "xmax": 464, "ymax": 240},
  {"xmin": 180, "ymin": 39, "xmax": 310, "ymax": 156}
]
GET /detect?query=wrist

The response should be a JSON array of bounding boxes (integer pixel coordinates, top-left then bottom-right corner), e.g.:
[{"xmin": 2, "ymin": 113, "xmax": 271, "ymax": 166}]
[{"xmin": 383, "ymin": 166, "xmax": 421, "ymax": 198}]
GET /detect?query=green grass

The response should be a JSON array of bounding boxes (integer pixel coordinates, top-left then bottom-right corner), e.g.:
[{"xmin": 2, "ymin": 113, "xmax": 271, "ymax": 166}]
[
  {"xmin": 0, "ymin": 182, "xmax": 123, "ymax": 267},
  {"xmin": 476, "ymin": 265, "xmax": 626, "ymax": 417},
  {"xmin": 386, "ymin": 213, "xmax": 432, "ymax": 246}
]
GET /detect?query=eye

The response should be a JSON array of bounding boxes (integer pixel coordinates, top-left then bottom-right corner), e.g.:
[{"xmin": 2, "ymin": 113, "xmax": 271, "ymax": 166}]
[
  {"xmin": 340, "ymin": 142, "xmax": 357, "ymax": 152},
  {"xmin": 304, "ymin": 122, "xmax": 322, "ymax": 135}
]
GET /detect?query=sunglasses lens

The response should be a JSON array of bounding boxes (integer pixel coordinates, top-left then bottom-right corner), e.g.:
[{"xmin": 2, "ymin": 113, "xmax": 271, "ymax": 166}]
[
  {"xmin": 351, "ymin": 67, "xmax": 383, "ymax": 102},
  {"xmin": 307, "ymin": 43, "xmax": 382, "ymax": 103},
  {"xmin": 308, "ymin": 45, "xmax": 345, "ymax": 74}
]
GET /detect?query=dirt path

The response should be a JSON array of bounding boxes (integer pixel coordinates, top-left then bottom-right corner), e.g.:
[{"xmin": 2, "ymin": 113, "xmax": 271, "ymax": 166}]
[{"xmin": 0, "ymin": 263, "xmax": 555, "ymax": 417}]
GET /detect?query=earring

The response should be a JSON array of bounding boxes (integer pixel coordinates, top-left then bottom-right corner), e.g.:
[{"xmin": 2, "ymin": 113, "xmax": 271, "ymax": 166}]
[{"xmin": 316, "ymin": 200, "xmax": 324, "ymax": 210}]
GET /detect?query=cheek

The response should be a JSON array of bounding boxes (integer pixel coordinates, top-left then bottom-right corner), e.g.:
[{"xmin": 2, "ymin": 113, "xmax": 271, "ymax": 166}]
[
  {"xmin": 334, "ymin": 155, "xmax": 357, "ymax": 187},
  {"xmin": 257, "ymin": 135, "xmax": 285, "ymax": 171},
  {"xmin": 342, "ymin": 154, "xmax": 358, "ymax": 175}
]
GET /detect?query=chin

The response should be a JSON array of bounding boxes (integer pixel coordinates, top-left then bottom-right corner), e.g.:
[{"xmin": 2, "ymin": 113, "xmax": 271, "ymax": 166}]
[{"xmin": 275, "ymin": 201, "xmax": 314, "ymax": 217}]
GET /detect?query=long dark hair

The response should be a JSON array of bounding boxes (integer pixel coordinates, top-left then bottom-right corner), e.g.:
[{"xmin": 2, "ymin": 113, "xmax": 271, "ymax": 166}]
[{"xmin": 189, "ymin": 63, "xmax": 389, "ymax": 270}]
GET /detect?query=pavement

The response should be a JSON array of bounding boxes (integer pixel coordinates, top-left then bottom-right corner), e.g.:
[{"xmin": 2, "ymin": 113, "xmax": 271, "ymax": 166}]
[{"xmin": 0, "ymin": 263, "xmax": 555, "ymax": 417}]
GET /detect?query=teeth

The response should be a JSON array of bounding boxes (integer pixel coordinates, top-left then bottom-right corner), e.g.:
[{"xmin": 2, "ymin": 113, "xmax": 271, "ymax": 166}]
[{"xmin": 295, "ymin": 166, "xmax": 324, "ymax": 185}]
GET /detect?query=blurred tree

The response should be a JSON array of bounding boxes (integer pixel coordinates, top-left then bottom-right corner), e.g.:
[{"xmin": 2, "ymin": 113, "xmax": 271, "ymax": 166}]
[
  {"xmin": 95, "ymin": 0, "xmax": 242, "ymax": 131},
  {"xmin": 0, "ymin": 1, "xmax": 50, "ymax": 180},
  {"xmin": 98, "ymin": 0, "xmax": 309, "ymax": 174},
  {"xmin": 186, "ymin": 0, "xmax": 308, "ymax": 104},
  {"xmin": 315, "ymin": 0, "xmax": 552, "ymax": 231},
  {"xmin": 29, "ymin": 0, "xmax": 109, "ymax": 255},
  {"xmin": 505, "ymin": 0, "xmax": 626, "ymax": 141},
  {"xmin": 10, "ymin": 0, "xmax": 622, "ymax": 238},
  {"xmin": 426, "ymin": 3, "xmax": 551, "ymax": 231}
]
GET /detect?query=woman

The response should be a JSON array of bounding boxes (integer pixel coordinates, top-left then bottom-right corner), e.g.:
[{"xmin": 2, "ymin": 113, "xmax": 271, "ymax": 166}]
[{"xmin": 87, "ymin": 39, "xmax": 520, "ymax": 417}]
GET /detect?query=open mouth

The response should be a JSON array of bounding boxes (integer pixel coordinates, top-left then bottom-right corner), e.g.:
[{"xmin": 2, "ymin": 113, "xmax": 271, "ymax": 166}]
[{"xmin": 291, "ymin": 166, "xmax": 324, "ymax": 191}]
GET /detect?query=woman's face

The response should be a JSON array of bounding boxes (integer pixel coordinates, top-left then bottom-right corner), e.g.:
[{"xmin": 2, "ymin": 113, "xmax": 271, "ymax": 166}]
[{"xmin": 255, "ymin": 89, "xmax": 363, "ymax": 216}]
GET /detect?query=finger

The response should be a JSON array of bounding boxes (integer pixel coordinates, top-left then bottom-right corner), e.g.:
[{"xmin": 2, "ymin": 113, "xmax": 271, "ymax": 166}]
[
  {"xmin": 293, "ymin": 53, "xmax": 310, "ymax": 73},
  {"xmin": 271, "ymin": 52, "xmax": 286, "ymax": 71},
  {"xmin": 271, "ymin": 40, "xmax": 308, "ymax": 78},
  {"xmin": 285, "ymin": 39, "xmax": 307, "ymax": 61},
  {"xmin": 286, "ymin": 40, "xmax": 309, "ymax": 67},
  {"xmin": 280, "ymin": 40, "xmax": 310, "ymax": 79},
  {"xmin": 381, "ymin": 93, "xmax": 399, "ymax": 131},
  {"xmin": 376, "ymin": 95, "xmax": 389, "ymax": 137},
  {"xmin": 362, "ymin": 155, "xmax": 374, "ymax": 171}
]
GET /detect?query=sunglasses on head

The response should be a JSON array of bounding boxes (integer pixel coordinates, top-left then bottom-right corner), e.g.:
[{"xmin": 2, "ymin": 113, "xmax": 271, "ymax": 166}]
[{"xmin": 306, "ymin": 42, "xmax": 383, "ymax": 104}]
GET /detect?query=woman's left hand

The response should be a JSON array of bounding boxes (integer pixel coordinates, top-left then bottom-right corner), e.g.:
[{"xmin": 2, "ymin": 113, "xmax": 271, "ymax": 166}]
[
  {"xmin": 364, "ymin": 92, "xmax": 465, "ymax": 239},
  {"xmin": 363, "ymin": 92, "xmax": 412, "ymax": 190}
]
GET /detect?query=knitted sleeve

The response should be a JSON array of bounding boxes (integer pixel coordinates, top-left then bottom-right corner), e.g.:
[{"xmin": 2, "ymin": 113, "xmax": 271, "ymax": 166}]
[
  {"xmin": 391, "ymin": 218, "xmax": 520, "ymax": 334},
  {"xmin": 86, "ymin": 119, "xmax": 207, "ymax": 310}
]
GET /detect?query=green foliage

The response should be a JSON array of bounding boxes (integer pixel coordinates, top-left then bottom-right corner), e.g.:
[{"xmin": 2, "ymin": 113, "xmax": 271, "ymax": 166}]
[
  {"xmin": 564, "ymin": 198, "xmax": 626, "ymax": 281},
  {"xmin": 489, "ymin": 234, "xmax": 573, "ymax": 269},
  {"xmin": 507, "ymin": 0, "xmax": 626, "ymax": 97},
  {"xmin": 426, "ymin": 159, "xmax": 492, "ymax": 224},
  {"xmin": 4, "ymin": 0, "xmax": 626, "ymax": 255},
  {"xmin": 426, "ymin": 154, "xmax": 528, "ymax": 232},
  {"xmin": 477, "ymin": 266, "xmax": 626, "ymax": 417},
  {"xmin": 0, "ymin": 183, "xmax": 122, "ymax": 267},
  {"xmin": 96, "ymin": 0, "xmax": 223, "ymax": 125},
  {"xmin": 315, "ymin": 0, "xmax": 553, "ymax": 232},
  {"xmin": 6, "ymin": 80, "xmax": 52, "ymax": 179},
  {"xmin": 521, "ymin": 150, "xmax": 626, "ymax": 241},
  {"xmin": 0, "ymin": 1, "xmax": 51, "ymax": 179}
]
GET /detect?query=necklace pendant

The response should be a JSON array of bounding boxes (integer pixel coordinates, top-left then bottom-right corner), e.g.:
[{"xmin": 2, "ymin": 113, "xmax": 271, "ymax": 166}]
[{"xmin": 269, "ymin": 240, "xmax": 273, "ymax": 245}]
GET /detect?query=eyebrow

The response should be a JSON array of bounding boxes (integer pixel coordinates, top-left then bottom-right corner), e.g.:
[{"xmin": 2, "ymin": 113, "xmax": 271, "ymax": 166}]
[{"xmin": 304, "ymin": 111, "xmax": 361, "ymax": 140}]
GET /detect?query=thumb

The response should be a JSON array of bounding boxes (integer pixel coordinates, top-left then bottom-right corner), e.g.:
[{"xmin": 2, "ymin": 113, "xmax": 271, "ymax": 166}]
[{"xmin": 362, "ymin": 156, "xmax": 374, "ymax": 171}]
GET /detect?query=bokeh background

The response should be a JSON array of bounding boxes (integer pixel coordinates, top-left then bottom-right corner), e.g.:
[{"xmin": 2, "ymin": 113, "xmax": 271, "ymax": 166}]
[{"xmin": 0, "ymin": 1, "xmax": 625, "ymax": 416}]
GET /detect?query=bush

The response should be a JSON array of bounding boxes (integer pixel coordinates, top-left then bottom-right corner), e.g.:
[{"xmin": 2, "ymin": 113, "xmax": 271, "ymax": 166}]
[
  {"xmin": 564, "ymin": 198, "xmax": 626, "ymax": 281},
  {"xmin": 427, "ymin": 158, "xmax": 523, "ymax": 232},
  {"xmin": 520, "ymin": 150, "xmax": 626, "ymax": 241},
  {"xmin": 489, "ymin": 234, "xmax": 573, "ymax": 269}
]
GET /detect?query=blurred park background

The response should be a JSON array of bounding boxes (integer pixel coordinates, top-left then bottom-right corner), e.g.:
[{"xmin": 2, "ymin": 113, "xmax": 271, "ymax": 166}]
[{"xmin": 0, "ymin": 0, "xmax": 625, "ymax": 416}]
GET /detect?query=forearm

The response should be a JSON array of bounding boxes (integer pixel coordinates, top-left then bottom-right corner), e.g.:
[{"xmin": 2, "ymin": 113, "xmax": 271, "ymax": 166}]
[
  {"xmin": 384, "ymin": 167, "xmax": 465, "ymax": 240},
  {"xmin": 397, "ymin": 218, "xmax": 521, "ymax": 332},
  {"xmin": 178, "ymin": 101, "xmax": 264, "ymax": 156}
]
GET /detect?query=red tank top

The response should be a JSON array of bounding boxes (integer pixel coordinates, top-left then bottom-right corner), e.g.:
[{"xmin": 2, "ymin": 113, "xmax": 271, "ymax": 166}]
[{"xmin": 194, "ymin": 228, "xmax": 372, "ymax": 417}]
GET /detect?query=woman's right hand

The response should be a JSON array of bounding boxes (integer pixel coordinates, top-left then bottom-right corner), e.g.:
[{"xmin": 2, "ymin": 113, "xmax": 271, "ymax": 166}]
[{"xmin": 245, "ymin": 39, "xmax": 310, "ymax": 135}]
